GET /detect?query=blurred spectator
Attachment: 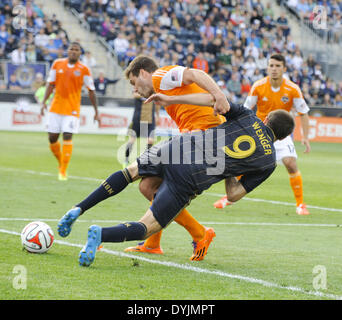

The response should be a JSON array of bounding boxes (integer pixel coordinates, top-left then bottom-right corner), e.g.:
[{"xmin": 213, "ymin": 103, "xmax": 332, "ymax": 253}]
[
  {"xmin": 240, "ymin": 77, "xmax": 251, "ymax": 98},
  {"xmin": 81, "ymin": 51, "xmax": 97, "ymax": 70},
  {"xmin": 26, "ymin": 44, "xmax": 37, "ymax": 63},
  {"xmin": 11, "ymin": 45, "xmax": 26, "ymax": 64},
  {"xmin": 7, "ymin": 74, "xmax": 21, "ymax": 90},
  {"xmin": 101, "ymin": 16, "xmax": 113, "ymax": 38},
  {"xmin": 335, "ymin": 94, "xmax": 342, "ymax": 107},
  {"xmin": 227, "ymin": 73, "xmax": 242, "ymax": 99},
  {"xmin": 113, "ymin": 32, "xmax": 129, "ymax": 66},
  {"xmin": 94, "ymin": 71, "xmax": 119, "ymax": 95},
  {"xmin": 192, "ymin": 52, "xmax": 209, "ymax": 73}
]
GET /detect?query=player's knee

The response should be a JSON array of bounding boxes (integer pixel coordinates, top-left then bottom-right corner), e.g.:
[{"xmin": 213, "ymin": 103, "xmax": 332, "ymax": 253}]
[
  {"xmin": 282, "ymin": 157, "xmax": 298, "ymax": 173},
  {"xmin": 48, "ymin": 133, "xmax": 59, "ymax": 144},
  {"xmin": 139, "ymin": 177, "xmax": 162, "ymax": 201}
]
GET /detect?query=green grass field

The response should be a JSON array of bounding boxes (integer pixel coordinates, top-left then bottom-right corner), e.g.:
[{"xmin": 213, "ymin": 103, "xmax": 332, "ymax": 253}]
[{"xmin": 1, "ymin": 131, "xmax": 342, "ymax": 300}]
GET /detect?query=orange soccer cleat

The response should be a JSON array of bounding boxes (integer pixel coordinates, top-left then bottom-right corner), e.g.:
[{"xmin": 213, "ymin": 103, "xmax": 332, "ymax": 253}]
[
  {"xmin": 124, "ymin": 242, "xmax": 164, "ymax": 255},
  {"xmin": 190, "ymin": 227, "xmax": 216, "ymax": 261},
  {"xmin": 296, "ymin": 203, "xmax": 310, "ymax": 215},
  {"xmin": 213, "ymin": 195, "xmax": 233, "ymax": 209}
]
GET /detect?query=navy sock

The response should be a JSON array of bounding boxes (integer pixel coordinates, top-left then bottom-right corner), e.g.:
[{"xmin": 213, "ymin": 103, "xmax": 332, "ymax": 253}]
[
  {"xmin": 76, "ymin": 169, "xmax": 132, "ymax": 213},
  {"xmin": 101, "ymin": 222, "xmax": 147, "ymax": 242}
]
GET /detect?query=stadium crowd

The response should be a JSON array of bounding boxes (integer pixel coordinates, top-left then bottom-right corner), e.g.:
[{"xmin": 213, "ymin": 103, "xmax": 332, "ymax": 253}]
[
  {"xmin": 279, "ymin": 0, "xmax": 342, "ymax": 44},
  {"xmin": 0, "ymin": 0, "xmax": 342, "ymax": 107}
]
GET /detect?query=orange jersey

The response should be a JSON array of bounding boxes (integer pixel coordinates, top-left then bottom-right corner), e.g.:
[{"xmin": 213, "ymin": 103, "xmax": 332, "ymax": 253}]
[
  {"xmin": 47, "ymin": 58, "xmax": 95, "ymax": 117},
  {"xmin": 244, "ymin": 76, "xmax": 309, "ymax": 121},
  {"xmin": 152, "ymin": 65, "xmax": 225, "ymax": 131}
]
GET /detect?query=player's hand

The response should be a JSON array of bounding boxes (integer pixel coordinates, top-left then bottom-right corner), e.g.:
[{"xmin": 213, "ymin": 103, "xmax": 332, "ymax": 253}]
[
  {"xmin": 213, "ymin": 93, "xmax": 230, "ymax": 115},
  {"xmin": 40, "ymin": 103, "xmax": 47, "ymax": 116},
  {"xmin": 145, "ymin": 93, "xmax": 170, "ymax": 106},
  {"xmin": 302, "ymin": 138, "xmax": 311, "ymax": 153},
  {"xmin": 94, "ymin": 112, "xmax": 100, "ymax": 125}
]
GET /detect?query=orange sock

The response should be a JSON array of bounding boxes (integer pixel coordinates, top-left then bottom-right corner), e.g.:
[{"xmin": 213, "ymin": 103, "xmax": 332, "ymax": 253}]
[
  {"xmin": 175, "ymin": 208, "xmax": 205, "ymax": 242},
  {"xmin": 289, "ymin": 171, "xmax": 303, "ymax": 206},
  {"xmin": 49, "ymin": 141, "xmax": 61, "ymax": 167},
  {"xmin": 60, "ymin": 140, "xmax": 73, "ymax": 175},
  {"xmin": 144, "ymin": 199, "xmax": 163, "ymax": 249},
  {"xmin": 144, "ymin": 230, "xmax": 163, "ymax": 249}
]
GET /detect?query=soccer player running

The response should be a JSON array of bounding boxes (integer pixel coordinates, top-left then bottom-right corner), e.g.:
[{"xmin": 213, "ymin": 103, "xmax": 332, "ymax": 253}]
[
  {"xmin": 40, "ymin": 42, "xmax": 99, "ymax": 181},
  {"xmin": 58, "ymin": 55, "xmax": 229, "ymax": 261},
  {"xmin": 59, "ymin": 93, "xmax": 295, "ymax": 267},
  {"xmin": 213, "ymin": 53, "xmax": 311, "ymax": 215}
]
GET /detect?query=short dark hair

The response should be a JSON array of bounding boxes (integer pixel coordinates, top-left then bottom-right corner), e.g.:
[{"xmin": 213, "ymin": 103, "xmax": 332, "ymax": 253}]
[
  {"xmin": 269, "ymin": 53, "xmax": 286, "ymax": 67},
  {"xmin": 124, "ymin": 55, "xmax": 159, "ymax": 79},
  {"xmin": 266, "ymin": 109, "xmax": 295, "ymax": 140},
  {"xmin": 69, "ymin": 41, "xmax": 81, "ymax": 49}
]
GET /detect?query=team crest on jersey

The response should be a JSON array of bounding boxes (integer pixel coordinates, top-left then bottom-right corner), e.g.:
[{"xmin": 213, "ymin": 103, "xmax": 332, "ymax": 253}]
[
  {"xmin": 74, "ymin": 70, "xmax": 81, "ymax": 76},
  {"xmin": 281, "ymin": 95, "xmax": 289, "ymax": 103}
]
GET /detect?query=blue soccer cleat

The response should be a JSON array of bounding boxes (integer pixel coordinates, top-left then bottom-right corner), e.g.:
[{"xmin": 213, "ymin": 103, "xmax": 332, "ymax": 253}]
[
  {"xmin": 79, "ymin": 225, "xmax": 102, "ymax": 267},
  {"xmin": 57, "ymin": 207, "xmax": 81, "ymax": 237}
]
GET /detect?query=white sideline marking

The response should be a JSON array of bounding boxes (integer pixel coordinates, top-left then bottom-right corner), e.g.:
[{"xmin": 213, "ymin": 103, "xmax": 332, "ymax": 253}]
[
  {"xmin": 0, "ymin": 228, "xmax": 341, "ymax": 300},
  {"xmin": 1, "ymin": 166, "xmax": 342, "ymax": 213},
  {"xmin": 0, "ymin": 217, "xmax": 341, "ymax": 228}
]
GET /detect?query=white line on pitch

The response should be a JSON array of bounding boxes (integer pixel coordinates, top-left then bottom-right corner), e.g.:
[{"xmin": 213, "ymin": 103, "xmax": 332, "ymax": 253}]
[
  {"xmin": 0, "ymin": 217, "xmax": 341, "ymax": 228},
  {"xmin": 0, "ymin": 228, "xmax": 340, "ymax": 300},
  {"xmin": 1, "ymin": 166, "xmax": 342, "ymax": 213}
]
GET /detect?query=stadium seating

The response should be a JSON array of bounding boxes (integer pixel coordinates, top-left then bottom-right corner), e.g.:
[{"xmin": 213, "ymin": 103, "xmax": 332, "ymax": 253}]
[{"xmin": 0, "ymin": 0, "xmax": 341, "ymax": 106}]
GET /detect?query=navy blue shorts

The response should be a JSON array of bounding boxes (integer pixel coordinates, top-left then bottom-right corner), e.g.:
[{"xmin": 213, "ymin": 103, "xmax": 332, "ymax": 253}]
[{"xmin": 137, "ymin": 139, "xmax": 199, "ymax": 228}]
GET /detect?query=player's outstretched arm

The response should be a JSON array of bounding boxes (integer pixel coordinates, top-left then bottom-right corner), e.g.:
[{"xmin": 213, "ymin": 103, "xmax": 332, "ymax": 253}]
[
  {"xmin": 145, "ymin": 92, "xmax": 215, "ymax": 107},
  {"xmin": 182, "ymin": 68, "xmax": 230, "ymax": 115}
]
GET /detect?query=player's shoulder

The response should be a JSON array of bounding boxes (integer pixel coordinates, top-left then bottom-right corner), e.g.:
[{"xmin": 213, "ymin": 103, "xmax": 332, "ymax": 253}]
[
  {"xmin": 251, "ymin": 76, "xmax": 269, "ymax": 90},
  {"xmin": 76, "ymin": 61, "xmax": 92, "ymax": 73},
  {"xmin": 52, "ymin": 58, "xmax": 67, "ymax": 67},
  {"xmin": 152, "ymin": 65, "xmax": 184, "ymax": 91},
  {"xmin": 283, "ymin": 77, "xmax": 302, "ymax": 93},
  {"xmin": 152, "ymin": 65, "xmax": 179, "ymax": 77}
]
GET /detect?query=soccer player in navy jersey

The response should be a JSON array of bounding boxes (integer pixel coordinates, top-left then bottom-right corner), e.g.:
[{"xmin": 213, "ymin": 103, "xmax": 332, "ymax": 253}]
[{"xmin": 58, "ymin": 92, "xmax": 294, "ymax": 267}]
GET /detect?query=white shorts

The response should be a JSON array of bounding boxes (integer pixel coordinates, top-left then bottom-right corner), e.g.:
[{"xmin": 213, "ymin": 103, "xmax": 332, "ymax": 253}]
[
  {"xmin": 274, "ymin": 135, "xmax": 297, "ymax": 162},
  {"xmin": 46, "ymin": 112, "xmax": 80, "ymax": 134}
]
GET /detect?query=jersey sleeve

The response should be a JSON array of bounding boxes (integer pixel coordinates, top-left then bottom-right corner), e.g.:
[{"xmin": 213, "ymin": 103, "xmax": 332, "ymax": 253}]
[
  {"xmin": 239, "ymin": 167, "xmax": 275, "ymax": 193},
  {"xmin": 83, "ymin": 67, "xmax": 95, "ymax": 91},
  {"xmin": 46, "ymin": 61, "xmax": 57, "ymax": 84},
  {"xmin": 157, "ymin": 66, "xmax": 186, "ymax": 91},
  {"xmin": 292, "ymin": 86, "xmax": 310, "ymax": 114},
  {"xmin": 244, "ymin": 82, "xmax": 259, "ymax": 109}
]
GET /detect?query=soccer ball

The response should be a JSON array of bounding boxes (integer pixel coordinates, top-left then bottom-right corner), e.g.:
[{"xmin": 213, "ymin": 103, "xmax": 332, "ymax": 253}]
[{"xmin": 21, "ymin": 221, "xmax": 54, "ymax": 253}]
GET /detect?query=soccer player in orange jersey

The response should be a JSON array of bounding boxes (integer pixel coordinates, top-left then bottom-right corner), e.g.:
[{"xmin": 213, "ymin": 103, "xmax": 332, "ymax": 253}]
[
  {"xmin": 214, "ymin": 53, "xmax": 311, "ymax": 215},
  {"xmin": 40, "ymin": 42, "xmax": 99, "ymax": 181},
  {"xmin": 123, "ymin": 55, "xmax": 230, "ymax": 260}
]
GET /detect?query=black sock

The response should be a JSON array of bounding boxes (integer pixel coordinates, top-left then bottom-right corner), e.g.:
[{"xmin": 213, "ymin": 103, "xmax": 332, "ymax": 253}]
[
  {"xmin": 76, "ymin": 169, "xmax": 132, "ymax": 213},
  {"xmin": 101, "ymin": 222, "xmax": 147, "ymax": 242}
]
